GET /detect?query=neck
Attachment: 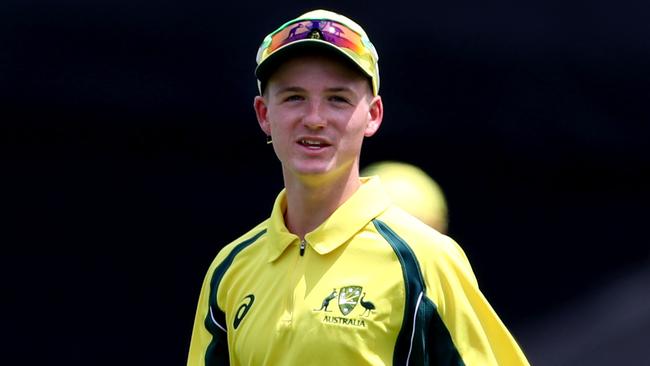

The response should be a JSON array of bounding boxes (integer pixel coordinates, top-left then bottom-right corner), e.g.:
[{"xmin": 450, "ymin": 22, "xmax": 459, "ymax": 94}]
[{"xmin": 283, "ymin": 169, "xmax": 361, "ymax": 239}]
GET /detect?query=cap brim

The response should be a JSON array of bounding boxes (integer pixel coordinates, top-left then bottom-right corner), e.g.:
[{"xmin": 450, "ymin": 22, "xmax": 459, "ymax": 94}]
[{"xmin": 255, "ymin": 39, "xmax": 372, "ymax": 86}]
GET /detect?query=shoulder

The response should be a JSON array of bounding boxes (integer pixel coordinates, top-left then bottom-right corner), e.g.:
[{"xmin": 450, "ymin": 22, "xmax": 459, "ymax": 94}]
[
  {"xmin": 375, "ymin": 206, "xmax": 480, "ymax": 304},
  {"xmin": 374, "ymin": 206, "xmax": 476, "ymax": 280},
  {"xmin": 375, "ymin": 206, "xmax": 461, "ymax": 257},
  {"xmin": 206, "ymin": 219, "xmax": 270, "ymax": 274}
]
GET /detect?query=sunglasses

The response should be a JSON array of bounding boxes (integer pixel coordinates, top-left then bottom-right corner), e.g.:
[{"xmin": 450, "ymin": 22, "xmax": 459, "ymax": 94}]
[{"xmin": 257, "ymin": 19, "xmax": 378, "ymax": 64}]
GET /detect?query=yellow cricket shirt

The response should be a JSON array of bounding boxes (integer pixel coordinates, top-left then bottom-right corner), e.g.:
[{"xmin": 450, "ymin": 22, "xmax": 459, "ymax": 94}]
[{"xmin": 187, "ymin": 177, "xmax": 530, "ymax": 365}]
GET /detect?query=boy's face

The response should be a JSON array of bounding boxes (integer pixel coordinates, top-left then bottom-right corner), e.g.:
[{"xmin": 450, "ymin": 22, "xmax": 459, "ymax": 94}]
[{"xmin": 254, "ymin": 53, "xmax": 382, "ymax": 182}]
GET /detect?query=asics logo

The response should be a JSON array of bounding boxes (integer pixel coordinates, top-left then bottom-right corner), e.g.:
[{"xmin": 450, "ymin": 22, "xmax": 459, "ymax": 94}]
[{"xmin": 233, "ymin": 294, "xmax": 255, "ymax": 330}]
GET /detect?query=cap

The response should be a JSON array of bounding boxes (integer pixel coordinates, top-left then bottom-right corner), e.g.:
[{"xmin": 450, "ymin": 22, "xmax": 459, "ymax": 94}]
[{"xmin": 255, "ymin": 9, "xmax": 380, "ymax": 95}]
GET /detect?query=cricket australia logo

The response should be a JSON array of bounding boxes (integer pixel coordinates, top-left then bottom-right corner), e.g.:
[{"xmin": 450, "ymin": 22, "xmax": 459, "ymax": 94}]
[
  {"xmin": 314, "ymin": 286, "xmax": 376, "ymax": 327},
  {"xmin": 338, "ymin": 286, "xmax": 362, "ymax": 315}
]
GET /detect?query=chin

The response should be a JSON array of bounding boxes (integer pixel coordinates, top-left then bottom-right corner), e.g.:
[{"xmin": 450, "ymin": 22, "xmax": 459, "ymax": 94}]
[
  {"xmin": 291, "ymin": 163, "xmax": 333, "ymax": 178},
  {"xmin": 287, "ymin": 157, "xmax": 329, "ymax": 172}
]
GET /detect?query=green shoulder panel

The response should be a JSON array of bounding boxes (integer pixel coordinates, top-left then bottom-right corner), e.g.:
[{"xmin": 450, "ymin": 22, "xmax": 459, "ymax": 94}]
[
  {"xmin": 373, "ymin": 219, "xmax": 464, "ymax": 366},
  {"xmin": 203, "ymin": 229, "xmax": 267, "ymax": 366}
]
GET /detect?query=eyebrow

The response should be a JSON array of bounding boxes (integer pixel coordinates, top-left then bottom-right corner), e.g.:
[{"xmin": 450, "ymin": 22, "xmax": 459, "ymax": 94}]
[
  {"xmin": 274, "ymin": 86, "xmax": 305, "ymax": 95},
  {"xmin": 326, "ymin": 87, "xmax": 355, "ymax": 94},
  {"xmin": 274, "ymin": 86, "xmax": 356, "ymax": 95}
]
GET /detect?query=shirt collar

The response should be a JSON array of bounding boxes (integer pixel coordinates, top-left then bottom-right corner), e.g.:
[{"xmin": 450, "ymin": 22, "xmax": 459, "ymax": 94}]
[
  {"xmin": 265, "ymin": 176, "xmax": 391, "ymax": 262},
  {"xmin": 266, "ymin": 189, "xmax": 299, "ymax": 262}
]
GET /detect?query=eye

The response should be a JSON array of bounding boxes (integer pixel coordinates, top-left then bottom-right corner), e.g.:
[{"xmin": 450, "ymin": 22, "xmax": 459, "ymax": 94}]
[
  {"xmin": 329, "ymin": 95, "xmax": 351, "ymax": 104},
  {"xmin": 285, "ymin": 94, "xmax": 304, "ymax": 102}
]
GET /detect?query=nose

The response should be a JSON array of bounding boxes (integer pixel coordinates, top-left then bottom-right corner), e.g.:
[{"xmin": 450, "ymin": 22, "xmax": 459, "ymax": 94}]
[{"xmin": 302, "ymin": 100, "xmax": 327, "ymax": 130}]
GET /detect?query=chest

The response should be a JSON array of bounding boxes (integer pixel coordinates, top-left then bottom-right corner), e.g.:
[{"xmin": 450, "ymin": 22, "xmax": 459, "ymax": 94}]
[{"xmin": 221, "ymin": 244, "xmax": 407, "ymax": 365}]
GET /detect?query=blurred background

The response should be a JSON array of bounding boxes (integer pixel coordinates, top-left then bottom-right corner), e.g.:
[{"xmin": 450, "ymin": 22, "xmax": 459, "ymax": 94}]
[{"xmin": 2, "ymin": 0, "xmax": 648, "ymax": 364}]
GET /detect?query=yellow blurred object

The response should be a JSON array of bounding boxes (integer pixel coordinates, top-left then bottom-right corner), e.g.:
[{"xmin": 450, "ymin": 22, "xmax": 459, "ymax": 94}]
[{"xmin": 361, "ymin": 161, "xmax": 448, "ymax": 233}]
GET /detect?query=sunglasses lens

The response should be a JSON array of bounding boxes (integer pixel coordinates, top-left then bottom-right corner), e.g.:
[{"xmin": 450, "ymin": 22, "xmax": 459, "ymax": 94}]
[{"xmin": 265, "ymin": 20, "xmax": 367, "ymax": 58}]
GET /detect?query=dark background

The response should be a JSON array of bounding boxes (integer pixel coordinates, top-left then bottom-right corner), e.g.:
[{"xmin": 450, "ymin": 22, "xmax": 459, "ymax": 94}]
[{"xmin": 3, "ymin": 0, "xmax": 649, "ymax": 364}]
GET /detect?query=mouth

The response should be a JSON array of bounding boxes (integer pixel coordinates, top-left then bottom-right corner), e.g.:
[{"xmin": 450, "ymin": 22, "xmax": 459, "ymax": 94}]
[{"xmin": 298, "ymin": 138, "xmax": 331, "ymax": 149}]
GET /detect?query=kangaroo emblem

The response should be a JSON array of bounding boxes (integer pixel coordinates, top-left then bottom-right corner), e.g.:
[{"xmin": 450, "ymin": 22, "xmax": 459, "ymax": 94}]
[
  {"xmin": 314, "ymin": 288, "xmax": 337, "ymax": 312},
  {"xmin": 286, "ymin": 23, "xmax": 305, "ymax": 39}
]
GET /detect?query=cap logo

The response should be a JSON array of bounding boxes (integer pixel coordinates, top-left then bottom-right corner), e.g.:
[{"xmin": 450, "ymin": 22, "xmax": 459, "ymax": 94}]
[{"xmin": 308, "ymin": 29, "xmax": 322, "ymax": 40}]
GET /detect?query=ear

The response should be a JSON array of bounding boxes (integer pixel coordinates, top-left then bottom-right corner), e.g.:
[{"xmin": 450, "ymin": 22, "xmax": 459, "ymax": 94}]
[
  {"xmin": 254, "ymin": 95, "xmax": 272, "ymax": 136},
  {"xmin": 364, "ymin": 96, "xmax": 384, "ymax": 137}
]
